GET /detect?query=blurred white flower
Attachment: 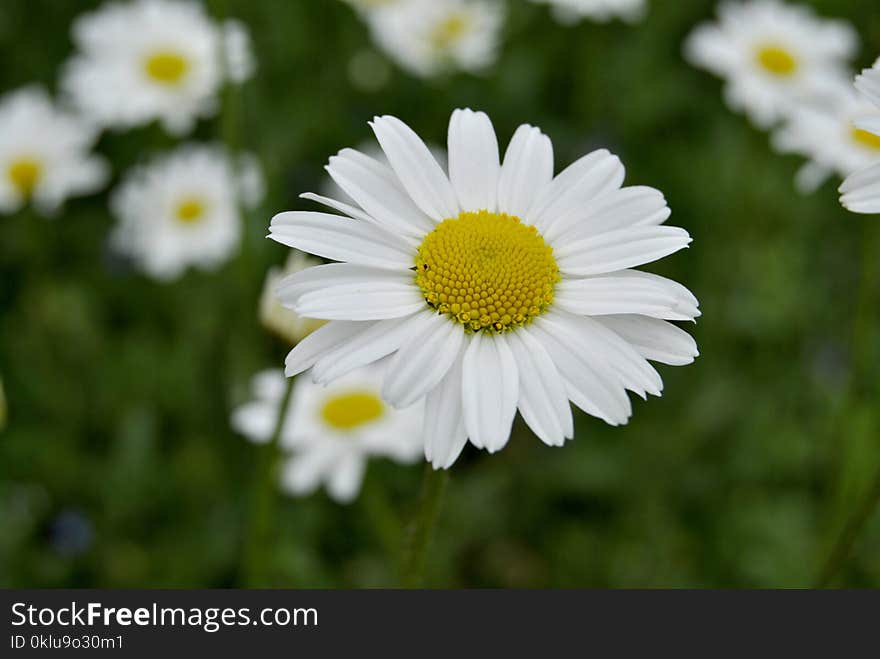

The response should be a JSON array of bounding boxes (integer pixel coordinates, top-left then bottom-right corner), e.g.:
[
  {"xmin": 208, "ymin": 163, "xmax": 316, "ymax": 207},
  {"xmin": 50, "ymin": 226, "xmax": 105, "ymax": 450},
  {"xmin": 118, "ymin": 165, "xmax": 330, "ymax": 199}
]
[
  {"xmin": 684, "ymin": 0, "xmax": 857, "ymax": 128},
  {"xmin": 773, "ymin": 80, "xmax": 880, "ymax": 193},
  {"xmin": 0, "ymin": 87, "xmax": 108, "ymax": 216},
  {"xmin": 111, "ymin": 144, "xmax": 263, "ymax": 281},
  {"xmin": 364, "ymin": 0, "xmax": 504, "ymax": 78},
  {"xmin": 260, "ymin": 251, "xmax": 327, "ymax": 344},
  {"xmin": 840, "ymin": 60, "xmax": 880, "ymax": 214},
  {"xmin": 270, "ymin": 109, "xmax": 699, "ymax": 468},
  {"xmin": 530, "ymin": 0, "xmax": 646, "ymax": 24},
  {"xmin": 61, "ymin": 0, "xmax": 256, "ymax": 135},
  {"xmin": 232, "ymin": 366, "xmax": 424, "ymax": 503},
  {"xmin": 341, "ymin": 0, "xmax": 406, "ymax": 14}
]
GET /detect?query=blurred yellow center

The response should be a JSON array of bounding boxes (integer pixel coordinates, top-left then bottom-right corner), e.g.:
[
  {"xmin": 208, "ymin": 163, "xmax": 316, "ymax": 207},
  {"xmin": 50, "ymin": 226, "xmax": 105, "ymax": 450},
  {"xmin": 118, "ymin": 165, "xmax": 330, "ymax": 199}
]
[
  {"xmin": 144, "ymin": 51, "xmax": 189, "ymax": 85},
  {"xmin": 432, "ymin": 14, "xmax": 469, "ymax": 49},
  {"xmin": 321, "ymin": 391, "xmax": 384, "ymax": 430},
  {"xmin": 415, "ymin": 210, "xmax": 559, "ymax": 333},
  {"xmin": 175, "ymin": 197, "xmax": 206, "ymax": 224},
  {"xmin": 7, "ymin": 157, "xmax": 42, "ymax": 197},
  {"xmin": 756, "ymin": 45, "xmax": 798, "ymax": 76},
  {"xmin": 851, "ymin": 126, "xmax": 880, "ymax": 151}
]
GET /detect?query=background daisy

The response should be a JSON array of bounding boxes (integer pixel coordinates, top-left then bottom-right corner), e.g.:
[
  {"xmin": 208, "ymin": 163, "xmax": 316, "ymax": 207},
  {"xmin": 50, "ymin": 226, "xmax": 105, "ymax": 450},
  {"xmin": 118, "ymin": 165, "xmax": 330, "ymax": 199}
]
[
  {"xmin": 529, "ymin": 0, "xmax": 646, "ymax": 24},
  {"xmin": 684, "ymin": 0, "xmax": 858, "ymax": 128},
  {"xmin": 0, "ymin": 86, "xmax": 108, "ymax": 216},
  {"xmin": 840, "ymin": 60, "xmax": 880, "ymax": 214},
  {"xmin": 61, "ymin": 0, "xmax": 255, "ymax": 135},
  {"xmin": 270, "ymin": 108, "xmax": 699, "ymax": 468},
  {"xmin": 232, "ymin": 366, "xmax": 424, "ymax": 503},
  {"xmin": 259, "ymin": 251, "xmax": 327, "ymax": 345},
  {"xmin": 110, "ymin": 144, "xmax": 262, "ymax": 280},
  {"xmin": 774, "ymin": 81, "xmax": 880, "ymax": 193},
  {"xmin": 362, "ymin": 0, "xmax": 504, "ymax": 78}
]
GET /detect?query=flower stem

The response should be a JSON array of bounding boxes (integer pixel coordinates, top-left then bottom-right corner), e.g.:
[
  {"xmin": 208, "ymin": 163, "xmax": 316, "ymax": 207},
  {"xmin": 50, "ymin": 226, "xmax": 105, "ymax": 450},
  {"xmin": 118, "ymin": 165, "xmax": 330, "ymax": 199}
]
[
  {"xmin": 816, "ymin": 464, "xmax": 880, "ymax": 587},
  {"xmin": 241, "ymin": 376, "xmax": 295, "ymax": 587},
  {"xmin": 816, "ymin": 218, "xmax": 880, "ymax": 587},
  {"xmin": 400, "ymin": 464, "xmax": 449, "ymax": 588}
]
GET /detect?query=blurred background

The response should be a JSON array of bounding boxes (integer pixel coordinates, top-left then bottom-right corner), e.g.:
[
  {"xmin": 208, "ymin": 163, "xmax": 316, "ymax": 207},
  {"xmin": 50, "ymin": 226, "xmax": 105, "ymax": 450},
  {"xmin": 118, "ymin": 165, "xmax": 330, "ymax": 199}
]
[{"xmin": 1, "ymin": 0, "xmax": 879, "ymax": 588}]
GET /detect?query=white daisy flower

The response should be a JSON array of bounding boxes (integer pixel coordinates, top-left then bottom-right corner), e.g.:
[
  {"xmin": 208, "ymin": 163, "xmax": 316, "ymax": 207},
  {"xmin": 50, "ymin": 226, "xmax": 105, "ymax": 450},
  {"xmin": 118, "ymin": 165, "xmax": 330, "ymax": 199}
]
[
  {"xmin": 684, "ymin": 0, "xmax": 857, "ymax": 128},
  {"xmin": 364, "ymin": 0, "xmax": 504, "ymax": 78},
  {"xmin": 840, "ymin": 61, "xmax": 880, "ymax": 214},
  {"xmin": 232, "ymin": 366, "xmax": 424, "ymax": 503},
  {"xmin": 111, "ymin": 144, "xmax": 262, "ymax": 281},
  {"xmin": 260, "ymin": 251, "xmax": 327, "ymax": 345},
  {"xmin": 773, "ymin": 80, "xmax": 880, "ymax": 193},
  {"xmin": 529, "ymin": 0, "xmax": 646, "ymax": 24},
  {"xmin": 269, "ymin": 109, "xmax": 699, "ymax": 469},
  {"xmin": 0, "ymin": 87, "xmax": 108, "ymax": 216},
  {"xmin": 61, "ymin": 0, "xmax": 256, "ymax": 135}
]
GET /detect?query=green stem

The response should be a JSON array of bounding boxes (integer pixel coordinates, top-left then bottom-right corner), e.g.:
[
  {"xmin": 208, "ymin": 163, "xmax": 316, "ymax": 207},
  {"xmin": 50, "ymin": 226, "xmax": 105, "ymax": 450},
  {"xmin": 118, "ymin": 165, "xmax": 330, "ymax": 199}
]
[
  {"xmin": 816, "ymin": 218, "xmax": 880, "ymax": 587},
  {"xmin": 816, "ymin": 465, "xmax": 880, "ymax": 587},
  {"xmin": 241, "ymin": 376, "xmax": 295, "ymax": 587},
  {"xmin": 400, "ymin": 465, "xmax": 449, "ymax": 588}
]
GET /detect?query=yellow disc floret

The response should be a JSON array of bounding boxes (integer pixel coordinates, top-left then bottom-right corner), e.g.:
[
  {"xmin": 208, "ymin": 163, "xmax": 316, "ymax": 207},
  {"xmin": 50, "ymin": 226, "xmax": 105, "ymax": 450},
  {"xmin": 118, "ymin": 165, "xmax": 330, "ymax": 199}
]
[
  {"xmin": 144, "ymin": 51, "xmax": 189, "ymax": 85},
  {"xmin": 321, "ymin": 390, "xmax": 385, "ymax": 431},
  {"xmin": 174, "ymin": 196, "xmax": 206, "ymax": 224},
  {"xmin": 415, "ymin": 210, "xmax": 559, "ymax": 333},
  {"xmin": 851, "ymin": 126, "xmax": 880, "ymax": 151},
  {"xmin": 755, "ymin": 45, "xmax": 798, "ymax": 76},
  {"xmin": 7, "ymin": 157, "xmax": 42, "ymax": 197}
]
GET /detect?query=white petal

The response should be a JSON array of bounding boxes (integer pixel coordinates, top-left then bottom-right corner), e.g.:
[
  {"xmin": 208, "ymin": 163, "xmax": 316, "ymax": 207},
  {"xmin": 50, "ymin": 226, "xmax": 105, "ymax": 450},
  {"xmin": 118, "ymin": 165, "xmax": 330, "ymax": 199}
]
[
  {"xmin": 461, "ymin": 332, "xmax": 519, "ymax": 453},
  {"xmin": 497, "ymin": 124, "xmax": 554, "ymax": 219},
  {"xmin": 555, "ymin": 270, "xmax": 700, "ymax": 321},
  {"xmin": 383, "ymin": 314, "xmax": 464, "ymax": 408},
  {"xmin": 840, "ymin": 161, "xmax": 880, "ymax": 214},
  {"xmin": 370, "ymin": 115, "xmax": 459, "ymax": 221},
  {"xmin": 326, "ymin": 453, "xmax": 367, "ymax": 504},
  {"xmin": 556, "ymin": 312, "xmax": 663, "ymax": 399},
  {"xmin": 324, "ymin": 149, "xmax": 434, "ymax": 235},
  {"xmin": 422, "ymin": 350, "xmax": 468, "ymax": 469},
  {"xmin": 284, "ymin": 320, "xmax": 375, "ymax": 376},
  {"xmin": 269, "ymin": 211, "xmax": 415, "ymax": 270},
  {"xmin": 448, "ymin": 108, "xmax": 500, "ymax": 213},
  {"xmin": 556, "ymin": 226, "xmax": 692, "ymax": 276},
  {"xmin": 275, "ymin": 262, "xmax": 414, "ymax": 307},
  {"xmin": 545, "ymin": 186, "xmax": 670, "ymax": 244},
  {"xmin": 855, "ymin": 66, "xmax": 880, "ymax": 107},
  {"xmin": 280, "ymin": 448, "xmax": 337, "ymax": 496},
  {"xmin": 299, "ymin": 192, "xmax": 375, "ymax": 225},
  {"xmin": 295, "ymin": 281, "xmax": 425, "ymax": 321},
  {"xmin": 507, "ymin": 328, "xmax": 573, "ymax": 447},
  {"xmin": 529, "ymin": 150, "xmax": 625, "ymax": 232},
  {"xmin": 598, "ymin": 315, "xmax": 699, "ymax": 366},
  {"xmin": 530, "ymin": 316, "xmax": 632, "ymax": 425},
  {"xmin": 311, "ymin": 312, "xmax": 432, "ymax": 384}
]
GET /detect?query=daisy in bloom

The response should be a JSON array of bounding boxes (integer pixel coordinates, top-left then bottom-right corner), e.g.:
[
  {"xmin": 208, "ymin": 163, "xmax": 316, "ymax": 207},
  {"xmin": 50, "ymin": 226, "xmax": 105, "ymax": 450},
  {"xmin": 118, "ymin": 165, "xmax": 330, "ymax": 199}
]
[
  {"xmin": 773, "ymin": 79, "xmax": 880, "ymax": 193},
  {"xmin": 111, "ymin": 144, "xmax": 263, "ymax": 281},
  {"xmin": 232, "ymin": 366, "xmax": 424, "ymax": 503},
  {"xmin": 269, "ymin": 109, "xmax": 699, "ymax": 469},
  {"xmin": 840, "ymin": 60, "xmax": 880, "ymax": 214},
  {"xmin": 529, "ymin": 0, "xmax": 646, "ymax": 24},
  {"xmin": 684, "ymin": 0, "xmax": 857, "ymax": 128},
  {"xmin": 260, "ymin": 251, "xmax": 327, "ymax": 345},
  {"xmin": 61, "ymin": 0, "xmax": 256, "ymax": 135},
  {"xmin": 0, "ymin": 87, "xmax": 108, "ymax": 216},
  {"xmin": 364, "ymin": 0, "xmax": 504, "ymax": 78}
]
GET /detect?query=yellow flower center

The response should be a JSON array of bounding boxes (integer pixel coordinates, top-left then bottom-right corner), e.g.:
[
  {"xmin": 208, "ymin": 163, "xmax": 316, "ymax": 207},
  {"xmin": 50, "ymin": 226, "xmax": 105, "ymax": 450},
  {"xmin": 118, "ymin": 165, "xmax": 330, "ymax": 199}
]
[
  {"xmin": 320, "ymin": 390, "xmax": 385, "ymax": 430},
  {"xmin": 432, "ymin": 13, "xmax": 469, "ymax": 50},
  {"xmin": 851, "ymin": 126, "xmax": 880, "ymax": 151},
  {"xmin": 144, "ymin": 50, "xmax": 189, "ymax": 85},
  {"xmin": 415, "ymin": 210, "xmax": 559, "ymax": 333},
  {"xmin": 755, "ymin": 45, "xmax": 798, "ymax": 76},
  {"xmin": 174, "ymin": 197, "xmax": 206, "ymax": 224},
  {"xmin": 7, "ymin": 157, "xmax": 42, "ymax": 197}
]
